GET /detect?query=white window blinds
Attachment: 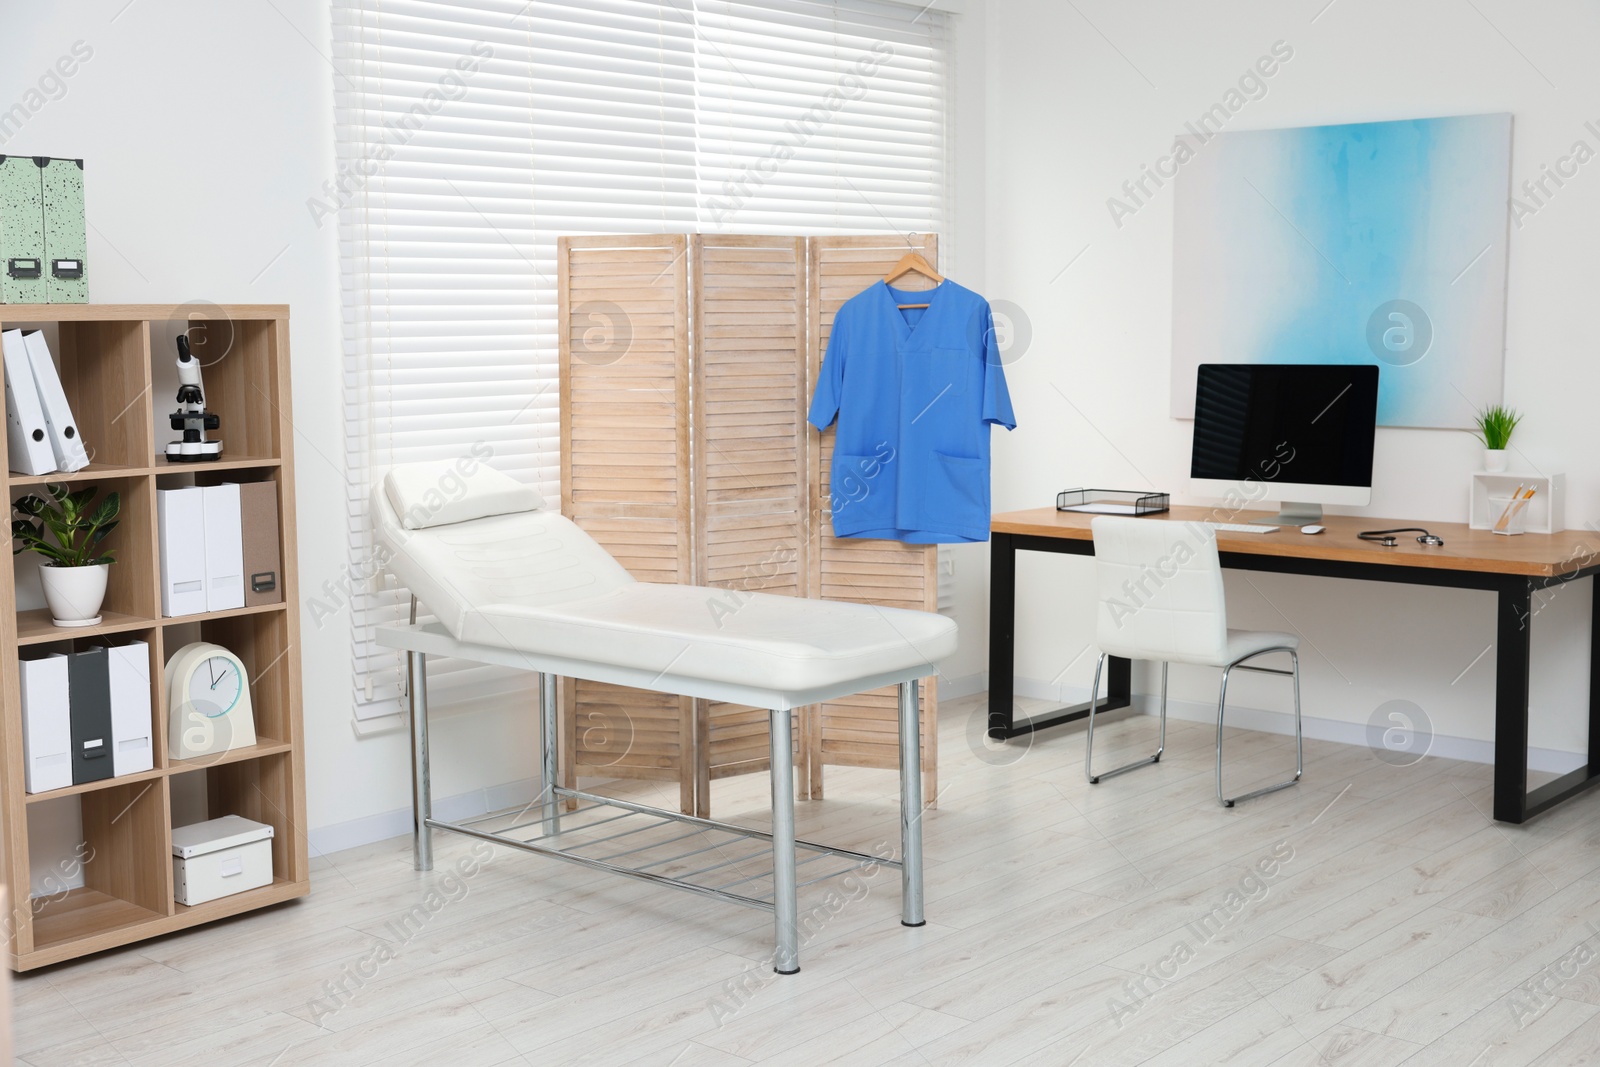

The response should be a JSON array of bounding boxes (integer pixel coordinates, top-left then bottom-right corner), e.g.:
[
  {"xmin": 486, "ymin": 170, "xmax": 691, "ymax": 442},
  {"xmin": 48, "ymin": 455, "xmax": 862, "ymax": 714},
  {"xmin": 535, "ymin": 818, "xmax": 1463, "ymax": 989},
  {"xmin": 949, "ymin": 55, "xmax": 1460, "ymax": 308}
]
[{"xmin": 333, "ymin": 0, "xmax": 949, "ymax": 721}]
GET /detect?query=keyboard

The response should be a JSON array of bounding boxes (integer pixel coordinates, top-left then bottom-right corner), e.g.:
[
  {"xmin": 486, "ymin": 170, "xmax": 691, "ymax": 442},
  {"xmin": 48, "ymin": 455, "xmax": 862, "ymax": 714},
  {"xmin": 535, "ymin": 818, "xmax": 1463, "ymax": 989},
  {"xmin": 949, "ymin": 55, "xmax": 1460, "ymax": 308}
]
[{"xmin": 1200, "ymin": 522, "xmax": 1280, "ymax": 534}]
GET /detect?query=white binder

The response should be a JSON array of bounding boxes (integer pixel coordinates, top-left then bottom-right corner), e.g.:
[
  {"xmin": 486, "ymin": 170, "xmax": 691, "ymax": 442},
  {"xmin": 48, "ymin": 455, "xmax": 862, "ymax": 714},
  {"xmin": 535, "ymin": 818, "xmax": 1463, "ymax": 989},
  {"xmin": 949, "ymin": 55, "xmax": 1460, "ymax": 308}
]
[
  {"xmin": 158, "ymin": 487, "xmax": 207, "ymax": 616},
  {"xmin": 203, "ymin": 483, "xmax": 244, "ymax": 612},
  {"xmin": 2, "ymin": 329, "xmax": 54, "ymax": 476},
  {"xmin": 22, "ymin": 330, "xmax": 89, "ymax": 472},
  {"xmin": 20, "ymin": 654, "xmax": 72, "ymax": 794},
  {"xmin": 106, "ymin": 642, "xmax": 154, "ymax": 777}
]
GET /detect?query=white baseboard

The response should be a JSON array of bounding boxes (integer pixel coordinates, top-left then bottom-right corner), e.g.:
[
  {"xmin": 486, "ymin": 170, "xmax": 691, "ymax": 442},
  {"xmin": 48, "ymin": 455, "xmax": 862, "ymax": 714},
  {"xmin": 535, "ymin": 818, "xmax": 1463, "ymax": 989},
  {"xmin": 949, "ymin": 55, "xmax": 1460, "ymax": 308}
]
[
  {"xmin": 1013, "ymin": 676, "xmax": 1587, "ymax": 776},
  {"xmin": 309, "ymin": 677, "xmax": 1586, "ymax": 855},
  {"xmin": 309, "ymin": 776, "xmax": 540, "ymax": 857},
  {"xmin": 939, "ymin": 671, "xmax": 988, "ymax": 700}
]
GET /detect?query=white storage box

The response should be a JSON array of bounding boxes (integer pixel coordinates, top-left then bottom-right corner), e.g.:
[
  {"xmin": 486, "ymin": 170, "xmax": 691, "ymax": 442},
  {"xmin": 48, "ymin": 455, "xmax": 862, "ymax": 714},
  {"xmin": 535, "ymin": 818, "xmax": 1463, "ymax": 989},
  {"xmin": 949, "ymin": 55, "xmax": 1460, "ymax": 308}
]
[{"xmin": 171, "ymin": 815, "xmax": 274, "ymax": 906}]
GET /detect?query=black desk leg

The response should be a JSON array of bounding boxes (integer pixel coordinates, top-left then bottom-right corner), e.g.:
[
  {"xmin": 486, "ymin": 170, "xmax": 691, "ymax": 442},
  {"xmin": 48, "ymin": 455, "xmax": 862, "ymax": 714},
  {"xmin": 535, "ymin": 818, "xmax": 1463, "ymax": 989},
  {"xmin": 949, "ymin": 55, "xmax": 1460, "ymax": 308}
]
[
  {"xmin": 988, "ymin": 533, "xmax": 1017, "ymax": 739},
  {"xmin": 1591, "ymin": 574, "xmax": 1600, "ymax": 774},
  {"xmin": 987, "ymin": 532, "xmax": 1132, "ymax": 740},
  {"xmin": 1494, "ymin": 579, "xmax": 1532, "ymax": 823},
  {"xmin": 1487, "ymin": 575, "xmax": 1600, "ymax": 824}
]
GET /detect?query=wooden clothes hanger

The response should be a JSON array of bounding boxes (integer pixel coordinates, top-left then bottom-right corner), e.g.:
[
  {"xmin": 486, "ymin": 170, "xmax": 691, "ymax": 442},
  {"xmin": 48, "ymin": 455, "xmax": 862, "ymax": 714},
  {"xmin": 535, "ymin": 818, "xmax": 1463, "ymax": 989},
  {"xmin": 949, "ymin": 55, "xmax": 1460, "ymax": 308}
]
[{"xmin": 884, "ymin": 250, "xmax": 943, "ymax": 310}]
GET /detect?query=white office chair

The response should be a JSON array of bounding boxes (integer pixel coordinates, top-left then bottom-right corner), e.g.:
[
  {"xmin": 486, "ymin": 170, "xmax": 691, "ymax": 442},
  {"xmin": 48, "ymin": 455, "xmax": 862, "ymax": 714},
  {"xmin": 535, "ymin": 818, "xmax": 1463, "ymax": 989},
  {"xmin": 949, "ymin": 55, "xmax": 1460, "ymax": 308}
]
[{"xmin": 1083, "ymin": 516, "xmax": 1303, "ymax": 807}]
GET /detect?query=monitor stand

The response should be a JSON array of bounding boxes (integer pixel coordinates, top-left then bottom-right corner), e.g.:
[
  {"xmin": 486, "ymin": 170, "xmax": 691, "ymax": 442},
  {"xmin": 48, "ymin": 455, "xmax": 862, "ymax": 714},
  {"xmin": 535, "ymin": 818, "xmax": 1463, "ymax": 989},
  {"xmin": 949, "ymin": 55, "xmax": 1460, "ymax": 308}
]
[{"xmin": 1253, "ymin": 502, "xmax": 1323, "ymax": 527}]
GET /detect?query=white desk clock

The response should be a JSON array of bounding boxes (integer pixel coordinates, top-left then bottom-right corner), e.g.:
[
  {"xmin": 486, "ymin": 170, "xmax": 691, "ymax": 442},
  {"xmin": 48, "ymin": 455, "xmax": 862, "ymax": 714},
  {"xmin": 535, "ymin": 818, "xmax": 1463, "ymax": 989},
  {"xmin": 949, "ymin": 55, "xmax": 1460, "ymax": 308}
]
[{"xmin": 166, "ymin": 642, "xmax": 256, "ymax": 759}]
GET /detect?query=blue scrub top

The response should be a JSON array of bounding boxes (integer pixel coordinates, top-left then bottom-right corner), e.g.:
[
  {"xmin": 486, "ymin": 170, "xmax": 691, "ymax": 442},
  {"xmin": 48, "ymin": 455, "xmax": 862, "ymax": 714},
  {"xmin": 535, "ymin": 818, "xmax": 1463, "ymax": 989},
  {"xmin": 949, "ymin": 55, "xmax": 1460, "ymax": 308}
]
[{"xmin": 807, "ymin": 279, "xmax": 1016, "ymax": 544}]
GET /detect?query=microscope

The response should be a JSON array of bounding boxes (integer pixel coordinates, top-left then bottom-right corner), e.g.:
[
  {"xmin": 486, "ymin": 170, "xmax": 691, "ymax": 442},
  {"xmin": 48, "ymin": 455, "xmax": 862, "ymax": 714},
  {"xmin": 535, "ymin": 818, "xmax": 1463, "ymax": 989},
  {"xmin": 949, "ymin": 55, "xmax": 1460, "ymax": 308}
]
[{"xmin": 165, "ymin": 335, "xmax": 223, "ymax": 461}]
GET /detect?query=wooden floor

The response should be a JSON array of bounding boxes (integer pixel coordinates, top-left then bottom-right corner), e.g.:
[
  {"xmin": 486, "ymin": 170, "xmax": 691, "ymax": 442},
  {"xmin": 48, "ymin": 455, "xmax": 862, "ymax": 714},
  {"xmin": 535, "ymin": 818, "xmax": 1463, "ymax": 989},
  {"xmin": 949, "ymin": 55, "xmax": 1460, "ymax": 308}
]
[{"xmin": 14, "ymin": 693, "xmax": 1600, "ymax": 1065}]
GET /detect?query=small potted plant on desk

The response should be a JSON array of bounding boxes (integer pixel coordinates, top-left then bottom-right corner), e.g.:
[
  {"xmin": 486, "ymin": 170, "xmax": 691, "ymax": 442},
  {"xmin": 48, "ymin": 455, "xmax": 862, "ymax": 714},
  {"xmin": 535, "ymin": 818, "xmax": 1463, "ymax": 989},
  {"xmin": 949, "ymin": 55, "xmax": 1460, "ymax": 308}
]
[
  {"xmin": 1473, "ymin": 405, "xmax": 1522, "ymax": 473},
  {"xmin": 11, "ymin": 484, "xmax": 120, "ymax": 627}
]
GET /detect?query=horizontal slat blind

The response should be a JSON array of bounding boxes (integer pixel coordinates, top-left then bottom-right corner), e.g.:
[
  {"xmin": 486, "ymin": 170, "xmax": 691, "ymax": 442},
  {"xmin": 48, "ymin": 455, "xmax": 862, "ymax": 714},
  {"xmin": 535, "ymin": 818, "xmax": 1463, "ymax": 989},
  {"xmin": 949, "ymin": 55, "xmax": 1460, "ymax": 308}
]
[
  {"xmin": 335, "ymin": 0, "xmax": 554, "ymax": 718},
  {"xmin": 693, "ymin": 0, "xmax": 948, "ymax": 234},
  {"xmin": 335, "ymin": 0, "xmax": 947, "ymax": 720}
]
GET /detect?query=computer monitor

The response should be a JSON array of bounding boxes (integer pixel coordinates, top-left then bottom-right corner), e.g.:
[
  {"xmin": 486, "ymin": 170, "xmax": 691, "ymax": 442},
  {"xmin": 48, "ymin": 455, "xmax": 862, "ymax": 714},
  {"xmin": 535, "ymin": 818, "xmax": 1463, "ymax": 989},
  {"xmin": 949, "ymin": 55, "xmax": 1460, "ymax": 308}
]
[{"xmin": 1190, "ymin": 363, "xmax": 1380, "ymax": 526}]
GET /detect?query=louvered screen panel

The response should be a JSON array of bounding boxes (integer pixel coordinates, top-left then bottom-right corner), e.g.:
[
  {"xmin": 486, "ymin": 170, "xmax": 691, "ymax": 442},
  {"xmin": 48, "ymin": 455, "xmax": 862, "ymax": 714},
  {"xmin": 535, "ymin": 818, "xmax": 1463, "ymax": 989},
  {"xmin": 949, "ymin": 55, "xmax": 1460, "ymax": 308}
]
[
  {"xmin": 691, "ymin": 236, "xmax": 809, "ymax": 809},
  {"xmin": 559, "ymin": 235, "xmax": 696, "ymax": 813},
  {"xmin": 806, "ymin": 235, "xmax": 940, "ymax": 805}
]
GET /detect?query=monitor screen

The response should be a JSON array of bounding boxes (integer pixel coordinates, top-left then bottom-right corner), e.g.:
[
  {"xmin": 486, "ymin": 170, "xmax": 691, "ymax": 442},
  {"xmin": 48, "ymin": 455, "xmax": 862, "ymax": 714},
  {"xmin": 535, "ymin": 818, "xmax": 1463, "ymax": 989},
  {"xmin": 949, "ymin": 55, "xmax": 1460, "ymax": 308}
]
[{"xmin": 1191, "ymin": 363, "xmax": 1379, "ymax": 488}]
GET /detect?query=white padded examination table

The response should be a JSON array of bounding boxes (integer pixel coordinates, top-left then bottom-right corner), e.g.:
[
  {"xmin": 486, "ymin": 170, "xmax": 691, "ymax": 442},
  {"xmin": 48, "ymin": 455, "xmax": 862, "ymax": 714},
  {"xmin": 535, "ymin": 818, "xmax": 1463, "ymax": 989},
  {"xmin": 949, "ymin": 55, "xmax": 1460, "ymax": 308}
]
[{"xmin": 373, "ymin": 462, "xmax": 956, "ymax": 973}]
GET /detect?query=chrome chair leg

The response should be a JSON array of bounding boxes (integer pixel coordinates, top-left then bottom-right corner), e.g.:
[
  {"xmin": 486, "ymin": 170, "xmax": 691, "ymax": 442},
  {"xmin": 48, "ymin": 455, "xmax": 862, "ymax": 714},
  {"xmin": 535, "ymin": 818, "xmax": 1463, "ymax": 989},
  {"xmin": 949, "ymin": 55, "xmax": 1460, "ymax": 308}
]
[
  {"xmin": 1086, "ymin": 655, "xmax": 1167, "ymax": 785},
  {"xmin": 1214, "ymin": 663, "xmax": 1232, "ymax": 808},
  {"xmin": 1156, "ymin": 660, "xmax": 1168, "ymax": 761},
  {"xmin": 1216, "ymin": 647, "xmax": 1303, "ymax": 808},
  {"xmin": 1292, "ymin": 649, "xmax": 1304, "ymax": 782}
]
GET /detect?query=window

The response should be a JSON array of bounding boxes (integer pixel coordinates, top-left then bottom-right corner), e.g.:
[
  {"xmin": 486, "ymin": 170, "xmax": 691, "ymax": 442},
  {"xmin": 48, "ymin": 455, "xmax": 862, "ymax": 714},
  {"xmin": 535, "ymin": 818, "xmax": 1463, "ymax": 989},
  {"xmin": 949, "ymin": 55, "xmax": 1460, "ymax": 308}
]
[{"xmin": 332, "ymin": 0, "xmax": 950, "ymax": 720}]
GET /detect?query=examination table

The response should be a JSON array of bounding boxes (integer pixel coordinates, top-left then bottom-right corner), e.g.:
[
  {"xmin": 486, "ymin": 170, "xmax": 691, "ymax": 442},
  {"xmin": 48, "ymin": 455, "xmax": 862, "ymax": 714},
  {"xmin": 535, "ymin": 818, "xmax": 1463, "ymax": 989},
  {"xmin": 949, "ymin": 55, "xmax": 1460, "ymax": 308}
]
[{"xmin": 373, "ymin": 462, "xmax": 956, "ymax": 973}]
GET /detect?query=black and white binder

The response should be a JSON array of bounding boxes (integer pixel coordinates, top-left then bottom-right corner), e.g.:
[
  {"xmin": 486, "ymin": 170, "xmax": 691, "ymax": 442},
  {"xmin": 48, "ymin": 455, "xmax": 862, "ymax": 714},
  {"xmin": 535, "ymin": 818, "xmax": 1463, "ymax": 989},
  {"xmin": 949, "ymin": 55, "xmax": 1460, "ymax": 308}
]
[
  {"xmin": 22, "ymin": 329, "xmax": 89, "ymax": 472},
  {"xmin": 3, "ymin": 328, "xmax": 54, "ymax": 476}
]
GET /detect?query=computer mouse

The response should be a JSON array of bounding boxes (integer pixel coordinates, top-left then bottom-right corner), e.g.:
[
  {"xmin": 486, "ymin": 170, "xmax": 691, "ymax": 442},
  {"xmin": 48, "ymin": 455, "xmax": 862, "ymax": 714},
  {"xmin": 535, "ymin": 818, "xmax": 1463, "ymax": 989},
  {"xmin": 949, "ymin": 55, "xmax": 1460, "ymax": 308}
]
[{"xmin": 1301, "ymin": 525, "xmax": 1325, "ymax": 535}]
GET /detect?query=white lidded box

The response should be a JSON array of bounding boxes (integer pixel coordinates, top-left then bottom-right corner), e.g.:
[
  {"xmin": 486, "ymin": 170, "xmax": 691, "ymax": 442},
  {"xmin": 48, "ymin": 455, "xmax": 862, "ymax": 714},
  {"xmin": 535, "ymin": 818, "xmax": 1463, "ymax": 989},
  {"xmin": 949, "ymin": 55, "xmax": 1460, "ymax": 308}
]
[{"xmin": 171, "ymin": 815, "xmax": 274, "ymax": 906}]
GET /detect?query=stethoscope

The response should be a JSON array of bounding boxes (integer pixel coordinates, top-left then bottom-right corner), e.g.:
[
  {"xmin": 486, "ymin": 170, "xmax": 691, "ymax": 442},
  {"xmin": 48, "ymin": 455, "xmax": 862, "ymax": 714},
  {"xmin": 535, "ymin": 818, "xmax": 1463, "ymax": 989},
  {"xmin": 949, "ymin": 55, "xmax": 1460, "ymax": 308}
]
[{"xmin": 1358, "ymin": 528, "xmax": 1445, "ymax": 547}]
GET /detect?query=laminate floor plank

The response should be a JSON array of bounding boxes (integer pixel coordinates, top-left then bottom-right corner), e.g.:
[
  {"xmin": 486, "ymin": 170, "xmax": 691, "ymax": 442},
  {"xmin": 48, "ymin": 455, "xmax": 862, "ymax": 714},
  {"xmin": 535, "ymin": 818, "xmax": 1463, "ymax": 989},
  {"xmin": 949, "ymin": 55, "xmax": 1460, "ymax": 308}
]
[{"xmin": 15, "ymin": 692, "xmax": 1600, "ymax": 1065}]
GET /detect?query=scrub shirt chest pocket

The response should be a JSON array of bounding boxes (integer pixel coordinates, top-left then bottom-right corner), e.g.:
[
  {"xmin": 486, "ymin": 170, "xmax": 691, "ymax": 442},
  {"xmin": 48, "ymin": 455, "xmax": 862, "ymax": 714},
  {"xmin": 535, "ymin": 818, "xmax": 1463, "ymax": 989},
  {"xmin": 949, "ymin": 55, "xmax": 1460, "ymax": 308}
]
[{"xmin": 924, "ymin": 346, "xmax": 971, "ymax": 402}]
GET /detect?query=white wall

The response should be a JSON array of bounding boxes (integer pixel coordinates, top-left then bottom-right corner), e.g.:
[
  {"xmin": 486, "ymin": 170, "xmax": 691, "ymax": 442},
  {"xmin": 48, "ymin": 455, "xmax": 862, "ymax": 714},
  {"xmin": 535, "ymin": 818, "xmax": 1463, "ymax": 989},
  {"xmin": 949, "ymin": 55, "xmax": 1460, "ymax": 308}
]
[
  {"xmin": 937, "ymin": 2, "xmax": 997, "ymax": 703},
  {"xmin": 980, "ymin": 0, "xmax": 1599, "ymax": 763},
  {"xmin": 16, "ymin": 0, "xmax": 1583, "ymax": 868},
  {"xmin": 3, "ymin": 0, "xmax": 538, "ymax": 860}
]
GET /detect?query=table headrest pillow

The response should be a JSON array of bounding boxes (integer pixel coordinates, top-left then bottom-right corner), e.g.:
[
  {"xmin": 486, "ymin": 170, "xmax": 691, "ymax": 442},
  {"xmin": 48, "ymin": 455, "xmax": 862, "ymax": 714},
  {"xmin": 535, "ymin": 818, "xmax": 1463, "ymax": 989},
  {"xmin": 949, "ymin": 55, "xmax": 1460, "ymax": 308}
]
[
  {"xmin": 375, "ymin": 462, "xmax": 636, "ymax": 640},
  {"xmin": 384, "ymin": 460, "xmax": 546, "ymax": 529}
]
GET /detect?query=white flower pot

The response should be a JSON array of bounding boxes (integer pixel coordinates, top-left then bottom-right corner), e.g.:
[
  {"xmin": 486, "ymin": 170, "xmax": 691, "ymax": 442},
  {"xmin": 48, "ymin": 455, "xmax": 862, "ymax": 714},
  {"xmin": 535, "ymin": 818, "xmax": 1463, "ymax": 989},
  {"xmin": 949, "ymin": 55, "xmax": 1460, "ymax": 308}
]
[
  {"xmin": 40, "ymin": 563, "xmax": 109, "ymax": 627},
  {"xmin": 1484, "ymin": 449, "xmax": 1508, "ymax": 473}
]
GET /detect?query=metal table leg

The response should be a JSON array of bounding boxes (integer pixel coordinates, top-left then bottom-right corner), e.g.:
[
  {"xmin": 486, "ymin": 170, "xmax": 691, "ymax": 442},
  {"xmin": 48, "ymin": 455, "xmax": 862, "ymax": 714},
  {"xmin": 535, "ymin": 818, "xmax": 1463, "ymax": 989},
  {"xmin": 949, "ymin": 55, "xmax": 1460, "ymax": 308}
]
[
  {"xmin": 899, "ymin": 678, "xmax": 925, "ymax": 927},
  {"xmin": 408, "ymin": 650, "xmax": 433, "ymax": 872},
  {"xmin": 541, "ymin": 672, "xmax": 560, "ymax": 837},
  {"xmin": 769, "ymin": 707, "xmax": 799, "ymax": 974}
]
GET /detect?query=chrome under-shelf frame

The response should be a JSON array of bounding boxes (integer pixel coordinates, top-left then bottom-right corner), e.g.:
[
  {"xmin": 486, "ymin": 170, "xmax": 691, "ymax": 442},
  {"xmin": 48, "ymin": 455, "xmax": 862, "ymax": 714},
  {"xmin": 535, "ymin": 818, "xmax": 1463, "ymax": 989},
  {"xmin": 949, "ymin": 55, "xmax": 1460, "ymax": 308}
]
[
  {"xmin": 403, "ymin": 635, "xmax": 925, "ymax": 975},
  {"xmin": 435, "ymin": 786, "xmax": 896, "ymax": 913}
]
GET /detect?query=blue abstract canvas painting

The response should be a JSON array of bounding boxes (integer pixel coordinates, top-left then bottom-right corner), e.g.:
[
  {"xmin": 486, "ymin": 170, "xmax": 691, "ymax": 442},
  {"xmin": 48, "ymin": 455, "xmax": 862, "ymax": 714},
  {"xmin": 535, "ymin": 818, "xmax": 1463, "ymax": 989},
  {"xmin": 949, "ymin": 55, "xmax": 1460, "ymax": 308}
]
[{"xmin": 1170, "ymin": 113, "xmax": 1512, "ymax": 429}]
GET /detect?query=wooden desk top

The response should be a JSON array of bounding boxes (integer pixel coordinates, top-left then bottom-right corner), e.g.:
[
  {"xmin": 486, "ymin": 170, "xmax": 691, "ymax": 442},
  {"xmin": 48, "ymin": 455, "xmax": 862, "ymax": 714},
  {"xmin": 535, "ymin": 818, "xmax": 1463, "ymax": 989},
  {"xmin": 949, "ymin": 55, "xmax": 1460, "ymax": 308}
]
[{"xmin": 991, "ymin": 506, "xmax": 1599, "ymax": 578}]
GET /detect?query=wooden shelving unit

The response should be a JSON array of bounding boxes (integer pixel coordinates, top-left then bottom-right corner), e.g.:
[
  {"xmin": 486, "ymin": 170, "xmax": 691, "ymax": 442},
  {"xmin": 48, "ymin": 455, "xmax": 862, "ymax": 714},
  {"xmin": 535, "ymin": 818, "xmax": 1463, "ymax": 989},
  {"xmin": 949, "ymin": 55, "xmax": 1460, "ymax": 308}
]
[{"xmin": 1, "ymin": 304, "xmax": 307, "ymax": 971}]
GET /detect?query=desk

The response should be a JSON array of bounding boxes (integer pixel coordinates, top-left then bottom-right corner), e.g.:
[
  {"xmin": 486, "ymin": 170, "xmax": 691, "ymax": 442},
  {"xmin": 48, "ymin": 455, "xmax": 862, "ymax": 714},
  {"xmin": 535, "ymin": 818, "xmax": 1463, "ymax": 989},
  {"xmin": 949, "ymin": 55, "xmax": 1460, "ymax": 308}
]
[{"xmin": 988, "ymin": 506, "xmax": 1600, "ymax": 824}]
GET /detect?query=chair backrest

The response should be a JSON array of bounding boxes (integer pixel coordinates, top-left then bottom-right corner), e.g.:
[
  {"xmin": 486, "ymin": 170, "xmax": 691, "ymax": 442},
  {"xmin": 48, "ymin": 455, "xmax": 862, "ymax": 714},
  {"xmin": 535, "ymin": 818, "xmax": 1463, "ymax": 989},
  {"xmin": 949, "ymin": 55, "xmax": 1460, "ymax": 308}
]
[
  {"xmin": 1091, "ymin": 515, "xmax": 1229, "ymax": 665},
  {"xmin": 373, "ymin": 463, "xmax": 635, "ymax": 640}
]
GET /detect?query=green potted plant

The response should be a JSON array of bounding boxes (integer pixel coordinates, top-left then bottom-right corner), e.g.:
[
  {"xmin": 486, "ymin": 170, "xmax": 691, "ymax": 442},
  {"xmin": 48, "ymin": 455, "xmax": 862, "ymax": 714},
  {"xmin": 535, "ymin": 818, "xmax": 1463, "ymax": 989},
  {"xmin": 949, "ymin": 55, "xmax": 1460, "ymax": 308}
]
[
  {"xmin": 10, "ymin": 484, "xmax": 120, "ymax": 627},
  {"xmin": 1472, "ymin": 404, "xmax": 1521, "ymax": 473}
]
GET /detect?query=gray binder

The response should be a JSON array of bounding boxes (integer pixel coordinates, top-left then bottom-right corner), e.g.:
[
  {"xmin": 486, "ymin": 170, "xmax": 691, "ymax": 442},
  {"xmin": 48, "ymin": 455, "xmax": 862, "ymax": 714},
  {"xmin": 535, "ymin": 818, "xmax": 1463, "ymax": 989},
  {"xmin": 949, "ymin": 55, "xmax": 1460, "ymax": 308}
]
[{"xmin": 68, "ymin": 646, "xmax": 114, "ymax": 785}]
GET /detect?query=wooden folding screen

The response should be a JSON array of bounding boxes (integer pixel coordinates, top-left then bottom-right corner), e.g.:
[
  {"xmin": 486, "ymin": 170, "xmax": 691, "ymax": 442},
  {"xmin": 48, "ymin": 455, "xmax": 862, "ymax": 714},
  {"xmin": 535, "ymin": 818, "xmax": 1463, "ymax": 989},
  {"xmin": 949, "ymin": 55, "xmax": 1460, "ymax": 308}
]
[
  {"xmin": 805, "ymin": 235, "xmax": 940, "ymax": 805},
  {"xmin": 558, "ymin": 233, "xmax": 940, "ymax": 817},
  {"xmin": 690, "ymin": 235, "xmax": 810, "ymax": 814},
  {"xmin": 557, "ymin": 235, "xmax": 697, "ymax": 813}
]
